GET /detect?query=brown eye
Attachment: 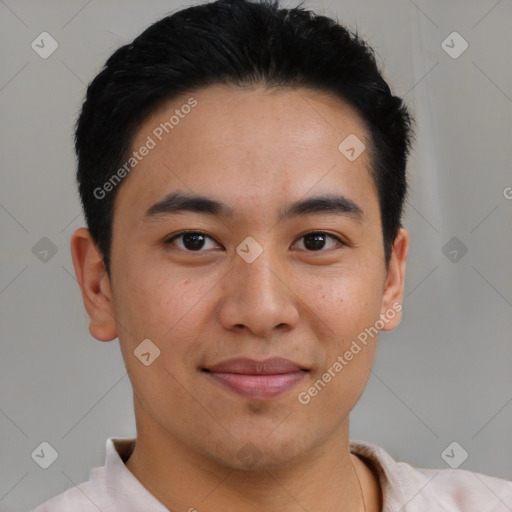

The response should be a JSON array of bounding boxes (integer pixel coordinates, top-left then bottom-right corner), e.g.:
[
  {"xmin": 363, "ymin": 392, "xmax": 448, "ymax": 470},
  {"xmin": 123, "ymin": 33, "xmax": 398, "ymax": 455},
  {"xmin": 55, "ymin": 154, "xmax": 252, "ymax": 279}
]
[
  {"xmin": 166, "ymin": 231, "xmax": 221, "ymax": 252},
  {"xmin": 294, "ymin": 232, "xmax": 343, "ymax": 251}
]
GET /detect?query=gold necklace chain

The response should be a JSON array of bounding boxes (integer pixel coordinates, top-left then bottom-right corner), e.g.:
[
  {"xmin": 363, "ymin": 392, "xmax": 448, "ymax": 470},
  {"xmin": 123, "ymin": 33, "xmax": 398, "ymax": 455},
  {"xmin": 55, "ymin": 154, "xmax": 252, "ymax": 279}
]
[{"xmin": 351, "ymin": 455, "xmax": 367, "ymax": 512}]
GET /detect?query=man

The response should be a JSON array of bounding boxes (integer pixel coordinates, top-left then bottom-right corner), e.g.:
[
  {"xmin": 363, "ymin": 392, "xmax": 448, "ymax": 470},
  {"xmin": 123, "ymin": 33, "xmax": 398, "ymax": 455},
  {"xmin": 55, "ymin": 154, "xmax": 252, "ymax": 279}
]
[{"xmin": 31, "ymin": 0, "xmax": 511, "ymax": 510}]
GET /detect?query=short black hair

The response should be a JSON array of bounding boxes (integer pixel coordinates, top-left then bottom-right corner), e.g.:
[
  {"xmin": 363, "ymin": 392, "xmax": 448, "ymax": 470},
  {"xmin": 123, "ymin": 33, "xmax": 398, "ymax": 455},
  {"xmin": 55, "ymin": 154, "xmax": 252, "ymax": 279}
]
[{"xmin": 75, "ymin": 0, "xmax": 414, "ymax": 274}]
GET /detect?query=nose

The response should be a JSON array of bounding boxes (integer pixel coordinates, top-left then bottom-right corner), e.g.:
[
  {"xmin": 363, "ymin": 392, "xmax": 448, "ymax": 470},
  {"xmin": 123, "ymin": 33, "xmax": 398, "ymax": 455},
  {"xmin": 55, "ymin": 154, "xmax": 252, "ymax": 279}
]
[{"xmin": 217, "ymin": 248, "xmax": 300, "ymax": 338}]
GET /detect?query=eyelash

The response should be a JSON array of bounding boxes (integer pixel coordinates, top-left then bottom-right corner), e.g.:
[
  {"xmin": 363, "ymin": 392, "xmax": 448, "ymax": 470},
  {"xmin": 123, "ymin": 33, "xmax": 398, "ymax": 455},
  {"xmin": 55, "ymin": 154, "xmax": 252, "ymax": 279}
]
[{"xmin": 165, "ymin": 230, "xmax": 345, "ymax": 252}]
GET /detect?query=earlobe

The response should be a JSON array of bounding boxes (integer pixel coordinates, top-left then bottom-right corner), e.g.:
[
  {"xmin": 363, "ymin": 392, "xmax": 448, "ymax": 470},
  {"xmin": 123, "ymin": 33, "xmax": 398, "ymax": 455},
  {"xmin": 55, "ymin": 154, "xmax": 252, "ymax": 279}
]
[
  {"xmin": 380, "ymin": 228, "xmax": 409, "ymax": 331},
  {"xmin": 70, "ymin": 227, "xmax": 118, "ymax": 342}
]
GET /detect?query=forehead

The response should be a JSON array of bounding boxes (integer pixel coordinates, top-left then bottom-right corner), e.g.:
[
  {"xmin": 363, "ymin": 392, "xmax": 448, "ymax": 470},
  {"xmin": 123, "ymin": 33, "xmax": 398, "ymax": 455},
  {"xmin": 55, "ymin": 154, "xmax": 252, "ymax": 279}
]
[{"xmin": 114, "ymin": 85, "xmax": 377, "ymax": 222}]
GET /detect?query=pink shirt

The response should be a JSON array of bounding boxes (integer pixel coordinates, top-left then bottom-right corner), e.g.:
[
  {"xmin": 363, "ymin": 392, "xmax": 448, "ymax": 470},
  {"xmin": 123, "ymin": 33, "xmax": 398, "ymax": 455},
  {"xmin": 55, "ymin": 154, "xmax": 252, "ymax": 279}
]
[{"xmin": 30, "ymin": 437, "xmax": 512, "ymax": 511}]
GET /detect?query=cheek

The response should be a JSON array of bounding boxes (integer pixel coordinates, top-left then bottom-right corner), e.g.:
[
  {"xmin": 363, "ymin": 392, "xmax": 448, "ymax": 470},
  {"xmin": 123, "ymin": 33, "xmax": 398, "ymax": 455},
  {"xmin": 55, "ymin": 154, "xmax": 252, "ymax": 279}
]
[
  {"xmin": 299, "ymin": 266, "xmax": 384, "ymax": 342},
  {"xmin": 113, "ymin": 270, "xmax": 210, "ymax": 396},
  {"xmin": 112, "ymin": 257, "xmax": 186, "ymax": 338},
  {"xmin": 296, "ymin": 276, "xmax": 380, "ymax": 415},
  {"xmin": 114, "ymin": 263, "xmax": 219, "ymax": 369}
]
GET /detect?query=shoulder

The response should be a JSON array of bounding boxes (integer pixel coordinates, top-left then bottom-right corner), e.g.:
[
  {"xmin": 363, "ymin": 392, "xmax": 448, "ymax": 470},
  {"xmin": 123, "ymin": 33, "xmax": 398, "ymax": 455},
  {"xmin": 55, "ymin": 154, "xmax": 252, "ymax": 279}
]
[
  {"xmin": 402, "ymin": 464, "xmax": 512, "ymax": 511},
  {"xmin": 28, "ymin": 437, "xmax": 169, "ymax": 512},
  {"xmin": 350, "ymin": 440, "xmax": 512, "ymax": 512},
  {"xmin": 29, "ymin": 467, "xmax": 109, "ymax": 512}
]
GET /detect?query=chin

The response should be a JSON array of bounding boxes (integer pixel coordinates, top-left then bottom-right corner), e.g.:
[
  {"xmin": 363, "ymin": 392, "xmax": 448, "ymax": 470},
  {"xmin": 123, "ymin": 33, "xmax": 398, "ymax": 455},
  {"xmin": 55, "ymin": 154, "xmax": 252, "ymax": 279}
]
[{"xmin": 199, "ymin": 422, "xmax": 317, "ymax": 472}]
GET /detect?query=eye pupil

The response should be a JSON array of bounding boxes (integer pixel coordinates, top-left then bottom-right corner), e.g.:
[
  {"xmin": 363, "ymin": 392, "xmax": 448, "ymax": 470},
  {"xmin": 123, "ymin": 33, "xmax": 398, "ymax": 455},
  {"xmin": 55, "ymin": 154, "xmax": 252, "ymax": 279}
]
[
  {"xmin": 304, "ymin": 233, "xmax": 327, "ymax": 251},
  {"xmin": 183, "ymin": 233, "xmax": 206, "ymax": 251}
]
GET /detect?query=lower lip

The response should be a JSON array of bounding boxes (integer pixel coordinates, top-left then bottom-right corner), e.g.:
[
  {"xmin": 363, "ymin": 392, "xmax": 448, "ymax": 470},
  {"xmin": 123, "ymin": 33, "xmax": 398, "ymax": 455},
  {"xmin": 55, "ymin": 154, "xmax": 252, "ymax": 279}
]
[{"xmin": 206, "ymin": 371, "xmax": 306, "ymax": 400}]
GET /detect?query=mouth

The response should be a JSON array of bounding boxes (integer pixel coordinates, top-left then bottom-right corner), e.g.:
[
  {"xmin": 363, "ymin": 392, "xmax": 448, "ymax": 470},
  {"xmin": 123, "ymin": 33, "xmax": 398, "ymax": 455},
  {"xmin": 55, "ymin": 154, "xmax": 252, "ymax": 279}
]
[{"xmin": 202, "ymin": 357, "xmax": 309, "ymax": 400}]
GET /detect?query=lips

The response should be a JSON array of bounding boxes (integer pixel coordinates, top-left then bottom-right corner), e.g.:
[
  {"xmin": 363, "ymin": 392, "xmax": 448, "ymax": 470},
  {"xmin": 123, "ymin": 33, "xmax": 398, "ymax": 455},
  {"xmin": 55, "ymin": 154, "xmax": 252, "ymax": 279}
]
[{"xmin": 203, "ymin": 357, "xmax": 308, "ymax": 400}]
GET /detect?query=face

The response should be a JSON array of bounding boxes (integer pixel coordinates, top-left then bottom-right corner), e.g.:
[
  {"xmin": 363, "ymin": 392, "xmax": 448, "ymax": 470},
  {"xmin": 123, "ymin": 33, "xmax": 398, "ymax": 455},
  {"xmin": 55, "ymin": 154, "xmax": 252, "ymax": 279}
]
[{"xmin": 73, "ymin": 84, "xmax": 407, "ymax": 470}]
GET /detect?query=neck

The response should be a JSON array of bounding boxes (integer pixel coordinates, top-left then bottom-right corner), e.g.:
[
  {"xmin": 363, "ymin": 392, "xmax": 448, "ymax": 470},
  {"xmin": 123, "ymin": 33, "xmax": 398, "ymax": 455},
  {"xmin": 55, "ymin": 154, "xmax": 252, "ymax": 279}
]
[
  {"xmin": 125, "ymin": 404, "xmax": 380, "ymax": 511},
  {"xmin": 125, "ymin": 394, "xmax": 381, "ymax": 512}
]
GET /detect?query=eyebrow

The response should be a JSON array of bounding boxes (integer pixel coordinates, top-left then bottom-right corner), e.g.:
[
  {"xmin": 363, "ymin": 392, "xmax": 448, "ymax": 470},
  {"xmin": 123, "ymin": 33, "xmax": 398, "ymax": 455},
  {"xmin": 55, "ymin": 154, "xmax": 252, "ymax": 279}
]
[{"xmin": 143, "ymin": 190, "xmax": 363, "ymax": 222}]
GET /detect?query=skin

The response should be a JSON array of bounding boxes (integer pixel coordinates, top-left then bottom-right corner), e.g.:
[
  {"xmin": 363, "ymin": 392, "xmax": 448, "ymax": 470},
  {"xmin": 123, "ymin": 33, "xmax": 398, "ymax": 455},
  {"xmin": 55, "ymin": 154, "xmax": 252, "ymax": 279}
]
[{"xmin": 71, "ymin": 84, "xmax": 408, "ymax": 512}]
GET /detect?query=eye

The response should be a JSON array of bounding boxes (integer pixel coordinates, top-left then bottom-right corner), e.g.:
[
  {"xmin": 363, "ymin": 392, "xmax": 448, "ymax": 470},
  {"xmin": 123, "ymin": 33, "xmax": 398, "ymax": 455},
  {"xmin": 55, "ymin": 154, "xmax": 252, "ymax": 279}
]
[
  {"xmin": 165, "ymin": 230, "xmax": 344, "ymax": 253},
  {"xmin": 293, "ymin": 231, "xmax": 344, "ymax": 252},
  {"xmin": 165, "ymin": 231, "xmax": 221, "ymax": 252}
]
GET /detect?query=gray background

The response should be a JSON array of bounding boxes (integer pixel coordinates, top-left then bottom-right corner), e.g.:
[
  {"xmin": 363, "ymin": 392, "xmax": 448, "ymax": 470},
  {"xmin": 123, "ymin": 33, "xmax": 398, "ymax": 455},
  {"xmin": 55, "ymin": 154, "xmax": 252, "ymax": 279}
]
[{"xmin": 1, "ymin": 0, "xmax": 511, "ymax": 511}]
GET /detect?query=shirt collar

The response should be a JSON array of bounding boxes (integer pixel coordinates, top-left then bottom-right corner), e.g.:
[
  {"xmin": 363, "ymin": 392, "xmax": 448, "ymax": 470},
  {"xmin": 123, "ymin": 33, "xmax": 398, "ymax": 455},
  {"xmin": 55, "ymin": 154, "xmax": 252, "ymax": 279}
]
[{"xmin": 104, "ymin": 437, "xmax": 169, "ymax": 512}]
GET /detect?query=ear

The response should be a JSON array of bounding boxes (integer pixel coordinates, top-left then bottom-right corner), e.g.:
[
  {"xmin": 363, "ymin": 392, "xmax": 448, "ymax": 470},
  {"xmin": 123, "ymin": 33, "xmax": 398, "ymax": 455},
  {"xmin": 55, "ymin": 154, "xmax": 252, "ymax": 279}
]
[
  {"xmin": 70, "ymin": 227, "xmax": 117, "ymax": 342},
  {"xmin": 379, "ymin": 227, "xmax": 409, "ymax": 331}
]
